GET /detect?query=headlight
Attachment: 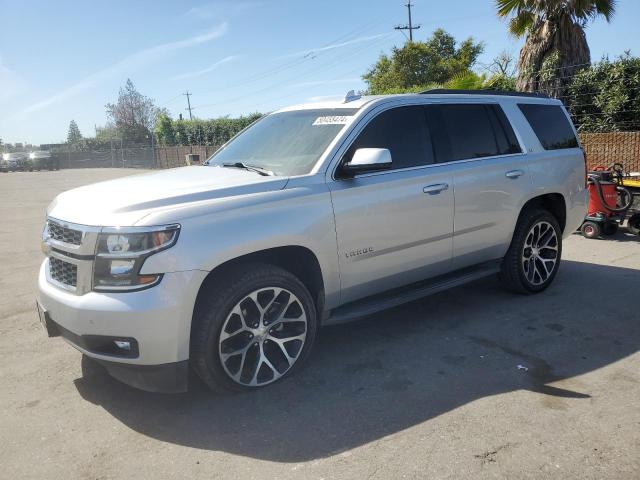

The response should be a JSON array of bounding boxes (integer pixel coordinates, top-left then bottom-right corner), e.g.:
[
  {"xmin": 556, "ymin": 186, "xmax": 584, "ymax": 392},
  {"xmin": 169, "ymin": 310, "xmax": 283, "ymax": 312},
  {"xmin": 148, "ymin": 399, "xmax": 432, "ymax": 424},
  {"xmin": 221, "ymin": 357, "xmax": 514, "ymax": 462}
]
[{"xmin": 93, "ymin": 224, "xmax": 180, "ymax": 292}]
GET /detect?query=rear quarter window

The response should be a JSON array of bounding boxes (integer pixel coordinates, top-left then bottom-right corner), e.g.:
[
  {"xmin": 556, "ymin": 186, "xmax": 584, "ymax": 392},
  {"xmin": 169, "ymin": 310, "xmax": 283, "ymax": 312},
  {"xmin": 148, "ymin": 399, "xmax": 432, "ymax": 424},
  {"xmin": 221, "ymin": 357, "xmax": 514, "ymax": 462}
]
[{"xmin": 518, "ymin": 103, "xmax": 579, "ymax": 150}]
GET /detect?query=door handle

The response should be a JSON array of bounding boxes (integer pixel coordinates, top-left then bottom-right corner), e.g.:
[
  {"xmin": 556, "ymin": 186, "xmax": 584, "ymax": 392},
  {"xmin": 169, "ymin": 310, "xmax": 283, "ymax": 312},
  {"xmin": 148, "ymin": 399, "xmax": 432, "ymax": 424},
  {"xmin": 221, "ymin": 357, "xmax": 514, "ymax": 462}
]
[
  {"xmin": 505, "ymin": 169, "xmax": 525, "ymax": 179},
  {"xmin": 423, "ymin": 183, "xmax": 449, "ymax": 194}
]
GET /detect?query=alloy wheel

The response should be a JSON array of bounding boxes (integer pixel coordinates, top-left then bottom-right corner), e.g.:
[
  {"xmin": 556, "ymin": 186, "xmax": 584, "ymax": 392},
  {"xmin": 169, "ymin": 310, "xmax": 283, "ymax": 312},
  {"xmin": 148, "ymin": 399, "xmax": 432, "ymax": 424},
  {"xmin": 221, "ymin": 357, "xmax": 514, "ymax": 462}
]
[
  {"xmin": 218, "ymin": 287, "xmax": 307, "ymax": 387},
  {"xmin": 521, "ymin": 220, "xmax": 559, "ymax": 286}
]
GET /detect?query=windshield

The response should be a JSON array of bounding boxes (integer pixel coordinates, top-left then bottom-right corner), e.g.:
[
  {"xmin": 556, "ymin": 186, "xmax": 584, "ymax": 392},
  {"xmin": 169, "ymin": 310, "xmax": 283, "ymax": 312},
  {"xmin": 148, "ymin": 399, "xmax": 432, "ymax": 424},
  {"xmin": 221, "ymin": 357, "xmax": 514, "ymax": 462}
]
[{"xmin": 206, "ymin": 108, "xmax": 358, "ymax": 176}]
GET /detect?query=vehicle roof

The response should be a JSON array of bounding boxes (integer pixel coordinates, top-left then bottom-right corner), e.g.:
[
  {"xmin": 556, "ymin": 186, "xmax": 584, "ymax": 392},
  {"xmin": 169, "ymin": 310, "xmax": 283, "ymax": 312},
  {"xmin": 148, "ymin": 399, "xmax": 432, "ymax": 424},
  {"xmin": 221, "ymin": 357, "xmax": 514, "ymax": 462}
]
[{"xmin": 274, "ymin": 92, "xmax": 561, "ymax": 114}]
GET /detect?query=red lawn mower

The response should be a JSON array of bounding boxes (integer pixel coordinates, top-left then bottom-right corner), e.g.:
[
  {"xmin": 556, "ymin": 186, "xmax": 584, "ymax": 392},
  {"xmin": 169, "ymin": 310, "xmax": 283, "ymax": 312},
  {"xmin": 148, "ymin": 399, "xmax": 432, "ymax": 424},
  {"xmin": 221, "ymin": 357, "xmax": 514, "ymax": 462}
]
[{"xmin": 580, "ymin": 163, "xmax": 637, "ymax": 239}]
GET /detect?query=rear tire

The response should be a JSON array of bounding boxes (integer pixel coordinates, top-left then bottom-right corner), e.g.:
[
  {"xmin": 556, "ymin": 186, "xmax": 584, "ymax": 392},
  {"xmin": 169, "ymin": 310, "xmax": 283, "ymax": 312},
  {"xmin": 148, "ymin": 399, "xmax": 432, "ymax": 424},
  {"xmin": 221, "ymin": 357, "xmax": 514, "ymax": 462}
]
[
  {"xmin": 581, "ymin": 221, "xmax": 601, "ymax": 239},
  {"xmin": 500, "ymin": 209, "xmax": 562, "ymax": 294},
  {"xmin": 190, "ymin": 263, "xmax": 317, "ymax": 393}
]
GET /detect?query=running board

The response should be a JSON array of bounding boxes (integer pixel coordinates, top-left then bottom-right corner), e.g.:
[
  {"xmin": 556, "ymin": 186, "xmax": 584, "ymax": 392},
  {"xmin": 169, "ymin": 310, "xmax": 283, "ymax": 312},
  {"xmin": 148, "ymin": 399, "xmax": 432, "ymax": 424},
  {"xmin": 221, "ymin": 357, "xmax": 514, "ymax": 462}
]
[{"xmin": 326, "ymin": 261, "xmax": 501, "ymax": 325}]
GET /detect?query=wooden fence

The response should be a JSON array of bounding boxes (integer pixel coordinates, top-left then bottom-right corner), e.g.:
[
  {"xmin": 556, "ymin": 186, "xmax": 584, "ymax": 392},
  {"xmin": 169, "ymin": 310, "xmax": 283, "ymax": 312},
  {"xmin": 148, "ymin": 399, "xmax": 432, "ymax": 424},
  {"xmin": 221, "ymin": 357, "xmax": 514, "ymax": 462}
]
[
  {"xmin": 580, "ymin": 132, "xmax": 640, "ymax": 172},
  {"xmin": 154, "ymin": 145, "xmax": 220, "ymax": 169}
]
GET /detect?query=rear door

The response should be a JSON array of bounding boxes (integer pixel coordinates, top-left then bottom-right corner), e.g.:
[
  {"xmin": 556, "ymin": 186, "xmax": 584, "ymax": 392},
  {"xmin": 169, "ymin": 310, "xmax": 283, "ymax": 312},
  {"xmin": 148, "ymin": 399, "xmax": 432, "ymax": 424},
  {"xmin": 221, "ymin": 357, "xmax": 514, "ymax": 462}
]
[
  {"xmin": 328, "ymin": 105, "xmax": 454, "ymax": 304},
  {"xmin": 426, "ymin": 102, "xmax": 529, "ymax": 269}
]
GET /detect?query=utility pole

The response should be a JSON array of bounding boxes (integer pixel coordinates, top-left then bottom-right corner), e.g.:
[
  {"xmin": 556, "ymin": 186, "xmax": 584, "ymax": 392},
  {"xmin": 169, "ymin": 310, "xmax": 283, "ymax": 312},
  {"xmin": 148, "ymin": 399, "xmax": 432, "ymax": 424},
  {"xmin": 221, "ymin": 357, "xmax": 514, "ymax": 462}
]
[
  {"xmin": 395, "ymin": 2, "xmax": 421, "ymax": 42},
  {"xmin": 183, "ymin": 92, "xmax": 194, "ymax": 120}
]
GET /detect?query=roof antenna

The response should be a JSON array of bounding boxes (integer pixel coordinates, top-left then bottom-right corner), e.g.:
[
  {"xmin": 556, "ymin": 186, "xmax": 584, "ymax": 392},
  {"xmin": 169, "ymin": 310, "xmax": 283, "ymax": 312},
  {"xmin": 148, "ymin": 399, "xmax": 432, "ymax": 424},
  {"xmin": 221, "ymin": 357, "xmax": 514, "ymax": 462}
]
[{"xmin": 344, "ymin": 90, "xmax": 361, "ymax": 103}]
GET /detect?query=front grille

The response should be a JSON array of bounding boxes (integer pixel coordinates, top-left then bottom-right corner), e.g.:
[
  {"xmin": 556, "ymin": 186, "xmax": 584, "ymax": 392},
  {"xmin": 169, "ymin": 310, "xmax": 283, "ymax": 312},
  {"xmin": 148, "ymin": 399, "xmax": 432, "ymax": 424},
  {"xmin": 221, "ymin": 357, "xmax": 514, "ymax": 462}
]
[
  {"xmin": 49, "ymin": 257, "xmax": 78, "ymax": 288},
  {"xmin": 48, "ymin": 220, "xmax": 83, "ymax": 245}
]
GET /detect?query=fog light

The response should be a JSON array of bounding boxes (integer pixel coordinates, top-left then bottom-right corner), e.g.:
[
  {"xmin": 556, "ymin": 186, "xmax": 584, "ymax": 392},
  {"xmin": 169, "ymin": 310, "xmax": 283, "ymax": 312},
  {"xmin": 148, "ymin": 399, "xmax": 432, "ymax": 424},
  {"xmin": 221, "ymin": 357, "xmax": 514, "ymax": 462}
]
[{"xmin": 114, "ymin": 340, "xmax": 131, "ymax": 351}]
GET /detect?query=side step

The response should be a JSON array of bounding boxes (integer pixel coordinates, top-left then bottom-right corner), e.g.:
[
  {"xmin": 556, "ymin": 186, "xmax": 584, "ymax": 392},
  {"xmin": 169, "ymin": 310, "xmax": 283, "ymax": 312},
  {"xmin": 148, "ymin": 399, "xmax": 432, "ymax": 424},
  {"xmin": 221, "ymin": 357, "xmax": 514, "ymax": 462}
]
[{"xmin": 326, "ymin": 261, "xmax": 501, "ymax": 325}]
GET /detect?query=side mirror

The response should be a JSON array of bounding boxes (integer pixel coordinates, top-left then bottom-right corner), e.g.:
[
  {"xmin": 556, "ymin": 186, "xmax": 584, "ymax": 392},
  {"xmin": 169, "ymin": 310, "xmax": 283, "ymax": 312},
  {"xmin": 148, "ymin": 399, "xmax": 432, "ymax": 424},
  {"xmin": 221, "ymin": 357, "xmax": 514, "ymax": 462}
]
[{"xmin": 341, "ymin": 148, "xmax": 392, "ymax": 176}]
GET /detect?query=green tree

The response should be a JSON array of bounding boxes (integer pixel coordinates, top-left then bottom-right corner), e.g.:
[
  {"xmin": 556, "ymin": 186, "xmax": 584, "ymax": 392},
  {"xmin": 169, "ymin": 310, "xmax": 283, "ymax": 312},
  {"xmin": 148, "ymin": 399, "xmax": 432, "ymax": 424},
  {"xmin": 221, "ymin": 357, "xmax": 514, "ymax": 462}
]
[
  {"xmin": 154, "ymin": 114, "xmax": 262, "ymax": 147},
  {"xmin": 95, "ymin": 124, "xmax": 119, "ymax": 142},
  {"xmin": 568, "ymin": 54, "xmax": 640, "ymax": 132},
  {"xmin": 363, "ymin": 29, "xmax": 484, "ymax": 94},
  {"xmin": 484, "ymin": 73, "xmax": 517, "ymax": 91},
  {"xmin": 67, "ymin": 120, "xmax": 83, "ymax": 147},
  {"xmin": 155, "ymin": 114, "xmax": 176, "ymax": 146},
  {"xmin": 105, "ymin": 79, "xmax": 160, "ymax": 144},
  {"xmin": 496, "ymin": 0, "xmax": 617, "ymax": 98}
]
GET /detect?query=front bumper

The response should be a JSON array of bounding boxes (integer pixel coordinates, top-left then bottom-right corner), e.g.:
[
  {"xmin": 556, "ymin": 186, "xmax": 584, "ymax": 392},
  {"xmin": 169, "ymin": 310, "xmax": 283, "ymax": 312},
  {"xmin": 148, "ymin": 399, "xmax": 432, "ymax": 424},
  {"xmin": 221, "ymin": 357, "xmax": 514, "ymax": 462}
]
[{"xmin": 38, "ymin": 260, "xmax": 208, "ymax": 392}]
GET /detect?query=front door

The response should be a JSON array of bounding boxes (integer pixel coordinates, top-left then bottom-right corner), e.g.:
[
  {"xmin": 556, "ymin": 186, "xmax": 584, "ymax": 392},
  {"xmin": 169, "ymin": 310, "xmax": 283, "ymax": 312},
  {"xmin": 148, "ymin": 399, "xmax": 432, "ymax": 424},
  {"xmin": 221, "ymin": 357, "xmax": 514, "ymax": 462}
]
[{"xmin": 327, "ymin": 105, "xmax": 454, "ymax": 304}]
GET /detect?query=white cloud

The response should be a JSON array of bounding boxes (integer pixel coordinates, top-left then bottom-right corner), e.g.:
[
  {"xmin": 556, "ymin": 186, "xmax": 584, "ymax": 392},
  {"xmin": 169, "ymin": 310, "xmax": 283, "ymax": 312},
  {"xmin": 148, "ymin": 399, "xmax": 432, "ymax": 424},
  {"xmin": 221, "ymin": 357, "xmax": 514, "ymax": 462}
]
[
  {"xmin": 171, "ymin": 55, "xmax": 236, "ymax": 81},
  {"xmin": 22, "ymin": 23, "xmax": 229, "ymax": 115},
  {"xmin": 277, "ymin": 33, "xmax": 392, "ymax": 60}
]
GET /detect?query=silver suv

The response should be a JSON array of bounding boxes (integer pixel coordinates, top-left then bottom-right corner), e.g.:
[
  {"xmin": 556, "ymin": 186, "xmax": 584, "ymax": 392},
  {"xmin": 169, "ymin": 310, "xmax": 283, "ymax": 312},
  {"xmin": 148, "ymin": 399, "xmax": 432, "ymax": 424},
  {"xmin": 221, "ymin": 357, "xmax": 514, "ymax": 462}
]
[{"xmin": 37, "ymin": 90, "xmax": 588, "ymax": 393}]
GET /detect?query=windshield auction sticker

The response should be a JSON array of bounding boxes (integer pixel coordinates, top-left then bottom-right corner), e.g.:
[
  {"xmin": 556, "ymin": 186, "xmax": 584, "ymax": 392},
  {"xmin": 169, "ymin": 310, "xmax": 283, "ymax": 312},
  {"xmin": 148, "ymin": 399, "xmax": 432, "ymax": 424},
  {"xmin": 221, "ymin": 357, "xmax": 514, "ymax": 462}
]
[{"xmin": 312, "ymin": 116, "xmax": 352, "ymax": 126}]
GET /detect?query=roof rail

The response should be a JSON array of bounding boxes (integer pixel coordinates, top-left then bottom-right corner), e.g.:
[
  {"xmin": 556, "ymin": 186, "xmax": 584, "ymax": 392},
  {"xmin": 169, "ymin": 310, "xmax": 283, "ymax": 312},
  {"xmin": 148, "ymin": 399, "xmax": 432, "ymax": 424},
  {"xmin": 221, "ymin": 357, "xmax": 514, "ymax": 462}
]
[{"xmin": 420, "ymin": 89, "xmax": 549, "ymax": 99}]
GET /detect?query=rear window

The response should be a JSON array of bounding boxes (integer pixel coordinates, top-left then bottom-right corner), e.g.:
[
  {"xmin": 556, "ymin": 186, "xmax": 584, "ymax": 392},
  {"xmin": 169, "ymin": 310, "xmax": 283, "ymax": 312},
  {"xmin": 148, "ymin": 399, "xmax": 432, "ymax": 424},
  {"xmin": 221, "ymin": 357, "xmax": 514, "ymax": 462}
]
[
  {"xmin": 518, "ymin": 104, "xmax": 579, "ymax": 150},
  {"xmin": 428, "ymin": 104, "xmax": 521, "ymax": 162}
]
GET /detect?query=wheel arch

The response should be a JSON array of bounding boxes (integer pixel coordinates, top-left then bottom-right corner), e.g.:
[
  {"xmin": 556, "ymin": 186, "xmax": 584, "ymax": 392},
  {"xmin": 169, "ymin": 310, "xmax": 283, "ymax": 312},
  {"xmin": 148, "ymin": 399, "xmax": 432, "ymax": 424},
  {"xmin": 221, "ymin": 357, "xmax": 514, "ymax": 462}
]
[
  {"xmin": 192, "ymin": 245, "xmax": 326, "ymax": 324},
  {"xmin": 519, "ymin": 193, "xmax": 567, "ymax": 233}
]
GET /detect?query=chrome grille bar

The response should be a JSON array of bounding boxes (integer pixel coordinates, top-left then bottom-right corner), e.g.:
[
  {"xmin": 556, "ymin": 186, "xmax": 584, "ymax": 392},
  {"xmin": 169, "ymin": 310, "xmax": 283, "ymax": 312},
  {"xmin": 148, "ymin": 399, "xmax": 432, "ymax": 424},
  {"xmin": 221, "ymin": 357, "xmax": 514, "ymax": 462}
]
[{"xmin": 43, "ymin": 217, "xmax": 101, "ymax": 295}]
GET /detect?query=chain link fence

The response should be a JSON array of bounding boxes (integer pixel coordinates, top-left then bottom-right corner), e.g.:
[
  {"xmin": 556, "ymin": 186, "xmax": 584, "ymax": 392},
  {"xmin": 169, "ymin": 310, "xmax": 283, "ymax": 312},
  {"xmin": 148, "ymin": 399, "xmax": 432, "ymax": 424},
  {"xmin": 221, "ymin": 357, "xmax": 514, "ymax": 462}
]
[
  {"xmin": 581, "ymin": 132, "xmax": 640, "ymax": 173},
  {"xmin": 52, "ymin": 144, "xmax": 222, "ymax": 170}
]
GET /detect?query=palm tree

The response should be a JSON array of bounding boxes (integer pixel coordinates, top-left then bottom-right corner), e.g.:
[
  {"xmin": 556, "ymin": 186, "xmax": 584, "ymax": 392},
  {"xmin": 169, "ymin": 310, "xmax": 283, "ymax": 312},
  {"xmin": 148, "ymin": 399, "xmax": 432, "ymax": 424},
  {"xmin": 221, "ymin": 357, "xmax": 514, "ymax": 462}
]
[{"xmin": 496, "ymin": 0, "xmax": 616, "ymax": 99}]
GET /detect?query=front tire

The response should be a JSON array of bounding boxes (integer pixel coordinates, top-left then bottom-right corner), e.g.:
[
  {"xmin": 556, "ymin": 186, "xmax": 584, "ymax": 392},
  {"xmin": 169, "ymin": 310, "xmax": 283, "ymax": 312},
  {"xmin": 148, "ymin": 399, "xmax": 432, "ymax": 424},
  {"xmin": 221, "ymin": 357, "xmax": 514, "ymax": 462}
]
[
  {"xmin": 190, "ymin": 264, "xmax": 317, "ymax": 393},
  {"xmin": 500, "ymin": 209, "xmax": 562, "ymax": 294}
]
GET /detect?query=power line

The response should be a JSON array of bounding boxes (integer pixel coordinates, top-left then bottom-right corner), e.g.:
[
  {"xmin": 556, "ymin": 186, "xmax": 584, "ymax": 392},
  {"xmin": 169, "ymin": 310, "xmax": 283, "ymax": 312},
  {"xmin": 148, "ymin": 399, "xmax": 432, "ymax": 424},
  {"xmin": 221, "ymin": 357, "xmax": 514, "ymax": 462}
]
[
  {"xmin": 183, "ymin": 92, "xmax": 193, "ymax": 120},
  {"xmin": 158, "ymin": 93, "xmax": 183, "ymax": 108},
  {"xmin": 191, "ymin": 35, "xmax": 392, "ymax": 113},
  {"xmin": 395, "ymin": 2, "xmax": 421, "ymax": 42},
  {"xmin": 194, "ymin": 17, "xmax": 390, "ymax": 98}
]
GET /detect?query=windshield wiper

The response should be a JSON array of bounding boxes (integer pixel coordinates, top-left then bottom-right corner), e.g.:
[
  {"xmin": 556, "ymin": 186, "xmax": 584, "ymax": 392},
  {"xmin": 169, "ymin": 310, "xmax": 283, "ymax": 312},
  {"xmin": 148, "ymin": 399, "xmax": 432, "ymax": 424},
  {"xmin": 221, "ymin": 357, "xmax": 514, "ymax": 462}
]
[{"xmin": 221, "ymin": 162, "xmax": 274, "ymax": 176}]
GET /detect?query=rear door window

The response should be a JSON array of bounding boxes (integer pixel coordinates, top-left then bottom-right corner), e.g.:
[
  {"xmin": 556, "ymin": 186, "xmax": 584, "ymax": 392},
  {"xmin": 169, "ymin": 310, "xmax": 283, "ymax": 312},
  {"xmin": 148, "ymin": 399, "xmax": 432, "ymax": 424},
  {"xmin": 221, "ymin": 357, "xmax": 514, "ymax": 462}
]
[
  {"xmin": 518, "ymin": 103, "xmax": 579, "ymax": 150},
  {"xmin": 428, "ymin": 104, "xmax": 519, "ymax": 162},
  {"xmin": 345, "ymin": 105, "xmax": 435, "ymax": 170}
]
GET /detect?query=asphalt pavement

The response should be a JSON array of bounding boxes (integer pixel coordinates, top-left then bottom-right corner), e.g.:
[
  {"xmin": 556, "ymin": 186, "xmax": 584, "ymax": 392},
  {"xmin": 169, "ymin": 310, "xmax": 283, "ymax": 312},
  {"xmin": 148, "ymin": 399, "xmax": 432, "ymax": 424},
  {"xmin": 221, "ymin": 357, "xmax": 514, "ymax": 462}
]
[{"xmin": 1, "ymin": 169, "xmax": 638, "ymax": 479}]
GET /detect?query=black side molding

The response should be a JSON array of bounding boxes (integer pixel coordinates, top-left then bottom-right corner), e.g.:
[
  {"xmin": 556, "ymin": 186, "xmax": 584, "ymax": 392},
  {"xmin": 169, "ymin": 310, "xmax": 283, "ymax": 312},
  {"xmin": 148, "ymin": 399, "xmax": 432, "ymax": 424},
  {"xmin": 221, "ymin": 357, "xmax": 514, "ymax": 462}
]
[{"xmin": 326, "ymin": 260, "xmax": 501, "ymax": 325}]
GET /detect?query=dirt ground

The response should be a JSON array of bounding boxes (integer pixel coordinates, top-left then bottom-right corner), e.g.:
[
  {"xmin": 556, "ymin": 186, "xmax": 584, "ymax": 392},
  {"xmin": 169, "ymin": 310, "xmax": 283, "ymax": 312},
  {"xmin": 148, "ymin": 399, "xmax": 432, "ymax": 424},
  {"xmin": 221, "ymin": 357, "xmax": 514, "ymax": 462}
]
[{"xmin": 1, "ymin": 169, "xmax": 639, "ymax": 480}]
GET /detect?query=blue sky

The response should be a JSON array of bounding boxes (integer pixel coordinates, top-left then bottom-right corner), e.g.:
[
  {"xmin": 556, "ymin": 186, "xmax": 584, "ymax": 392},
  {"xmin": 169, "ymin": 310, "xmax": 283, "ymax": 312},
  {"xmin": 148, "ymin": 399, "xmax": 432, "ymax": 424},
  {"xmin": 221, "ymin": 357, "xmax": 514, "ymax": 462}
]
[{"xmin": 1, "ymin": 0, "xmax": 638, "ymax": 145}]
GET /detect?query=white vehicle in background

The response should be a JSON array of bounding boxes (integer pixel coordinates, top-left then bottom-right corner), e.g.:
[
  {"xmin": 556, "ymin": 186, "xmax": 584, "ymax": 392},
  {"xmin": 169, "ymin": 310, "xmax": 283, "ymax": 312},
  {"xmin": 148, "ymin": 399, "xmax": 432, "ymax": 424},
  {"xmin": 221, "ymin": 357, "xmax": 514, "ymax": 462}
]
[
  {"xmin": 29, "ymin": 150, "xmax": 59, "ymax": 171},
  {"xmin": 1, "ymin": 152, "xmax": 28, "ymax": 172},
  {"xmin": 37, "ymin": 90, "xmax": 588, "ymax": 393}
]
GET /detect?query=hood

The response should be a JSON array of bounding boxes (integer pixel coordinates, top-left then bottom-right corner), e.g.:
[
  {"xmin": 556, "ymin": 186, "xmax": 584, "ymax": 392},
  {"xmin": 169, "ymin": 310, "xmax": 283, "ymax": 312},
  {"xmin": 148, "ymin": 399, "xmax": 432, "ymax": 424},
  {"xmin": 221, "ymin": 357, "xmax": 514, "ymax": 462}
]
[{"xmin": 47, "ymin": 166, "xmax": 289, "ymax": 226}]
